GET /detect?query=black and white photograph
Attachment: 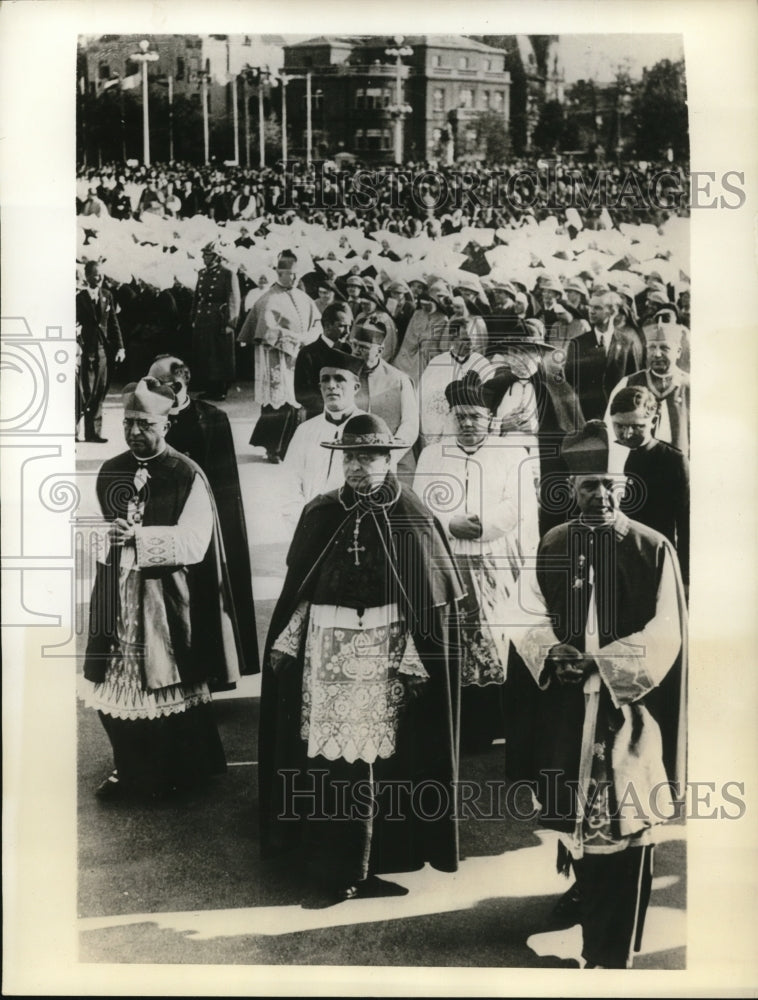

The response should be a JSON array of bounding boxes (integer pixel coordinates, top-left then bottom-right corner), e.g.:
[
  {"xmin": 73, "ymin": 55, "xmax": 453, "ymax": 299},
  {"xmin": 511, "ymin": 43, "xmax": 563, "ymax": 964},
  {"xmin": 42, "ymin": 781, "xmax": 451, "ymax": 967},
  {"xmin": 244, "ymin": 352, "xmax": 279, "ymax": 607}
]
[{"xmin": 2, "ymin": 2, "xmax": 757, "ymax": 996}]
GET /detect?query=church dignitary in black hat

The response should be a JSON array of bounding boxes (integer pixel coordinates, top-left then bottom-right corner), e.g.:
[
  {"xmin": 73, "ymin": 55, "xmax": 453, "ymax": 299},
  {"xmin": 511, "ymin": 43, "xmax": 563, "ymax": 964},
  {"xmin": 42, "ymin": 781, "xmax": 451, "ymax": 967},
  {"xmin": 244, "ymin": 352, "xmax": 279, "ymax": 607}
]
[
  {"xmin": 512, "ymin": 420, "xmax": 687, "ymax": 969},
  {"xmin": 80, "ymin": 379, "xmax": 243, "ymax": 800},
  {"xmin": 258, "ymin": 413, "xmax": 465, "ymax": 902},
  {"xmin": 242, "ymin": 249, "xmax": 322, "ymax": 462},
  {"xmin": 147, "ymin": 355, "xmax": 259, "ymax": 676},
  {"xmin": 190, "ymin": 240, "xmax": 241, "ymax": 401}
]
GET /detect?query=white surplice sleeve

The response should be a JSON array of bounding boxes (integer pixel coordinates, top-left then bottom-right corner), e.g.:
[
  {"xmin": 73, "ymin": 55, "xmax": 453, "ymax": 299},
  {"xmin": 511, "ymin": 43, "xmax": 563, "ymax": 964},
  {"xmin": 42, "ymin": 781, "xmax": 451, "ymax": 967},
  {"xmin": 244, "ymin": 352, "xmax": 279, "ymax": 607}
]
[
  {"xmin": 133, "ymin": 474, "xmax": 213, "ymax": 568},
  {"xmin": 509, "ymin": 559, "xmax": 561, "ymax": 689},
  {"xmin": 393, "ymin": 372, "xmax": 420, "ymax": 461},
  {"xmin": 595, "ymin": 544, "xmax": 682, "ymax": 708}
]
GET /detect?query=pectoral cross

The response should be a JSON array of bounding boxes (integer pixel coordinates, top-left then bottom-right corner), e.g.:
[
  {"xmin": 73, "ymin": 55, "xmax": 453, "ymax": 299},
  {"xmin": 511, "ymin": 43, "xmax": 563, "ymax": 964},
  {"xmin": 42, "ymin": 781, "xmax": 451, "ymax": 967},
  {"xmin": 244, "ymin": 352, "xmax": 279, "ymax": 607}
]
[{"xmin": 347, "ymin": 514, "xmax": 366, "ymax": 566}]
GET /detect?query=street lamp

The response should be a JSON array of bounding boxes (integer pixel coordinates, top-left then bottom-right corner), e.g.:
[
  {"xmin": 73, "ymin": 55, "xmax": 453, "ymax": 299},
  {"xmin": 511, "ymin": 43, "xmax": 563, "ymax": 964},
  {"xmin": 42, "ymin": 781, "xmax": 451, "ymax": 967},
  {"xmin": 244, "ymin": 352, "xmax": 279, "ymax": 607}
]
[
  {"xmin": 242, "ymin": 67, "xmax": 271, "ymax": 168},
  {"xmin": 196, "ymin": 67, "xmax": 212, "ymax": 165},
  {"xmin": 130, "ymin": 40, "xmax": 159, "ymax": 165},
  {"xmin": 280, "ymin": 71, "xmax": 314, "ymax": 166},
  {"xmin": 385, "ymin": 34, "xmax": 413, "ymax": 165}
]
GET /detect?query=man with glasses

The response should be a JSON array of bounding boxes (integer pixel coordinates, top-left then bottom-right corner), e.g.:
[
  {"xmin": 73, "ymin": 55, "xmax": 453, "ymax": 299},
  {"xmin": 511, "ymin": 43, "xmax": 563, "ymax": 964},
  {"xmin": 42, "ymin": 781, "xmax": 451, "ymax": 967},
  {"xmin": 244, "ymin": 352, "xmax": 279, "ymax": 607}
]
[
  {"xmin": 146, "ymin": 355, "xmax": 259, "ymax": 676},
  {"xmin": 80, "ymin": 378, "xmax": 242, "ymax": 800},
  {"xmin": 605, "ymin": 305, "xmax": 690, "ymax": 456},
  {"xmin": 565, "ymin": 291, "xmax": 644, "ymax": 421},
  {"xmin": 259, "ymin": 413, "xmax": 464, "ymax": 903}
]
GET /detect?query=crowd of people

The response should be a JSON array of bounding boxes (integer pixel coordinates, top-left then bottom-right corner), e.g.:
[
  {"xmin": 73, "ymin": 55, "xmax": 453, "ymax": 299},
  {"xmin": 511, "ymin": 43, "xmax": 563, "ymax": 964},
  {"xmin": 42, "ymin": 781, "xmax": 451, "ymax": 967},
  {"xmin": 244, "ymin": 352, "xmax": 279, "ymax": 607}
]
[{"xmin": 76, "ymin": 157, "xmax": 690, "ymax": 970}]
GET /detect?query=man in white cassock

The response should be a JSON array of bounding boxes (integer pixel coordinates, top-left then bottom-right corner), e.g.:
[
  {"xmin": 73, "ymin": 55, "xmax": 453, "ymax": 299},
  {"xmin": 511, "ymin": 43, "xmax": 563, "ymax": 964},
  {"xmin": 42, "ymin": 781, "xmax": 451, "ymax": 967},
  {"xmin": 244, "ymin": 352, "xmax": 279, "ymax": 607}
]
[
  {"xmin": 418, "ymin": 319, "xmax": 495, "ymax": 448},
  {"xmin": 242, "ymin": 249, "xmax": 322, "ymax": 462},
  {"xmin": 414, "ymin": 371, "xmax": 539, "ymax": 751},
  {"xmin": 282, "ymin": 348, "xmax": 366, "ymax": 526}
]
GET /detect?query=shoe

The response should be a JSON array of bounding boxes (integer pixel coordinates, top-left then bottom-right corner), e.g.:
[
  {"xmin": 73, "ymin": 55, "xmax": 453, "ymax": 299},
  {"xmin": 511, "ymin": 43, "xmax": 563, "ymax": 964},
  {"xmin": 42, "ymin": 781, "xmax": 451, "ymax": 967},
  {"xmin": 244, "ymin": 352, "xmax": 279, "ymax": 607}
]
[
  {"xmin": 336, "ymin": 876, "xmax": 409, "ymax": 902},
  {"xmin": 86, "ymin": 435, "xmax": 109, "ymax": 443},
  {"xmin": 549, "ymin": 882, "xmax": 581, "ymax": 927},
  {"xmin": 95, "ymin": 770, "xmax": 123, "ymax": 800},
  {"xmin": 266, "ymin": 451, "xmax": 282, "ymax": 464}
]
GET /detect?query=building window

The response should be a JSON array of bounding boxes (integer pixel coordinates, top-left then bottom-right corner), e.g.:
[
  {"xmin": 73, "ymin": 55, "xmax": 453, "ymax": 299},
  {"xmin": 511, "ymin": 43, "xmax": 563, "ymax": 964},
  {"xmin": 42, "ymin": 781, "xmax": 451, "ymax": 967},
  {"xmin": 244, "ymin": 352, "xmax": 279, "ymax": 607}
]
[
  {"xmin": 484, "ymin": 59, "xmax": 492, "ymax": 71},
  {"xmin": 98, "ymin": 63, "xmax": 111, "ymax": 80},
  {"xmin": 432, "ymin": 88, "xmax": 445, "ymax": 112},
  {"xmin": 431, "ymin": 54, "xmax": 442, "ymax": 68},
  {"xmin": 492, "ymin": 91, "xmax": 504, "ymax": 111},
  {"xmin": 355, "ymin": 88, "xmax": 365, "ymax": 110},
  {"xmin": 366, "ymin": 127, "xmax": 382, "ymax": 150},
  {"xmin": 481, "ymin": 90, "xmax": 490, "ymax": 110},
  {"xmin": 459, "ymin": 88, "xmax": 473, "ymax": 109},
  {"xmin": 382, "ymin": 129, "xmax": 392, "ymax": 150},
  {"xmin": 176, "ymin": 56, "xmax": 185, "ymax": 81},
  {"xmin": 355, "ymin": 129, "xmax": 365, "ymax": 149},
  {"xmin": 365, "ymin": 87, "xmax": 384, "ymax": 110},
  {"xmin": 458, "ymin": 56, "xmax": 469, "ymax": 70}
]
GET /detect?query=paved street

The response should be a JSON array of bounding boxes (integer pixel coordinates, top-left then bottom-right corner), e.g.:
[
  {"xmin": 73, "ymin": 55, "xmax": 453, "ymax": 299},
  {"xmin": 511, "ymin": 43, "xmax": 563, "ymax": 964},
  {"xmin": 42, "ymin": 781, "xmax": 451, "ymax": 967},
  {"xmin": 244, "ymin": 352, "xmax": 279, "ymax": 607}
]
[{"xmin": 75, "ymin": 380, "xmax": 685, "ymax": 969}]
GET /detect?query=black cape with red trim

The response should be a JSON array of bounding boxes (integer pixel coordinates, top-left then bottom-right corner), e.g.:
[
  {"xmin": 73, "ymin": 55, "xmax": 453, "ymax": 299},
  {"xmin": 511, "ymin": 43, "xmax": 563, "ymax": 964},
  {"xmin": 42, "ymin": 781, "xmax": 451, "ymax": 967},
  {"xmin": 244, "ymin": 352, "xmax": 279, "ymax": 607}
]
[{"xmin": 258, "ymin": 476, "xmax": 465, "ymax": 874}]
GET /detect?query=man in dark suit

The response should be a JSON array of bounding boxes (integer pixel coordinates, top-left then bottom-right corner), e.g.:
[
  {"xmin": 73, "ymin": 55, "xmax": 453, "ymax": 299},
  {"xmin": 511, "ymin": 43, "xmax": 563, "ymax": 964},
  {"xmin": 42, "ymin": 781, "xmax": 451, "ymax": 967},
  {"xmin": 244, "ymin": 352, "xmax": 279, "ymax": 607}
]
[
  {"xmin": 565, "ymin": 291, "xmax": 643, "ymax": 421},
  {"xmin": 75, "ymin": 260, "xmax": 125, "ymax": 442},
  {"xmin": 293, "ymin": 302, "xmax": 353, "ymax": 420}
]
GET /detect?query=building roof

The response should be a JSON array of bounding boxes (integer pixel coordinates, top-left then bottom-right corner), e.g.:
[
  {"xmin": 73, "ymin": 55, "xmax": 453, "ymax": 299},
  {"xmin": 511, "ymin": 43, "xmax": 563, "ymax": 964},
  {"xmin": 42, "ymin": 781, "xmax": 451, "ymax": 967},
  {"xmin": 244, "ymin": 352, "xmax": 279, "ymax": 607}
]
[
  {"xmin": 402, "ymin": 35, "xmax": 506, "ymax": 54},
  {"xmin": 286, "ymin": 36, "xmax": 361, "ymax": 49},
  {"xmin": 287, "ymin": 34, "xmax": 506, "ymax": 55}
]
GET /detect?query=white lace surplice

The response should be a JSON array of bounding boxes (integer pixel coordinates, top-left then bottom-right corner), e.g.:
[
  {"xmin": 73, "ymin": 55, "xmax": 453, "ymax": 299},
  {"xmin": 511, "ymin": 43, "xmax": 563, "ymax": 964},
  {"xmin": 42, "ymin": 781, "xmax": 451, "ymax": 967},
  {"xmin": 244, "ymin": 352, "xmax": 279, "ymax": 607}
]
[{"xmin": 273, "ymin": 602, "xmax": 428, "ymax": 764}]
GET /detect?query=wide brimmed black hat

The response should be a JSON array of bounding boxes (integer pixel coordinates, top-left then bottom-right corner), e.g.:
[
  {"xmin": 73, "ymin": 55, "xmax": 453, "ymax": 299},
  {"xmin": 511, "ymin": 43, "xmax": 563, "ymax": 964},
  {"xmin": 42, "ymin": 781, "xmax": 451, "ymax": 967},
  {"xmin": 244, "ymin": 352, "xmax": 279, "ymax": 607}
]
[
  {"xmin": 493, "ymin": 318, "xmax": 552, "ymax": 351},
  {"xmin": 319, "ymin": 347, "xmax": 364, "ymax": 378},
  {"xmin": 320, "ymin": 412, "xmax": 406, "ymax": 451},
  {"xmin": 444, "ymin": 371, "xmax": 489, "ymax": 410},
  {"xmin": 561, "ymin": 420, "xmax": 611, "ymax": 475}
]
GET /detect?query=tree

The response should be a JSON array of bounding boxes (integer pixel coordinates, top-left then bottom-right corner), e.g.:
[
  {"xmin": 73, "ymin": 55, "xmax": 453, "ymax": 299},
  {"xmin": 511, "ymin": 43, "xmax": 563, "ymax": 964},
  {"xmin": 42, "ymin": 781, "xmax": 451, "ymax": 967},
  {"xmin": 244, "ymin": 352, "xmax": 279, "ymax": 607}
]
[
  {"xmin": 472, "ymin": 110, "xmax": 510, "ymax": 164},
  {"xmin": 634, "ymin": 59, "xmax": 689, "ymax": 161}
]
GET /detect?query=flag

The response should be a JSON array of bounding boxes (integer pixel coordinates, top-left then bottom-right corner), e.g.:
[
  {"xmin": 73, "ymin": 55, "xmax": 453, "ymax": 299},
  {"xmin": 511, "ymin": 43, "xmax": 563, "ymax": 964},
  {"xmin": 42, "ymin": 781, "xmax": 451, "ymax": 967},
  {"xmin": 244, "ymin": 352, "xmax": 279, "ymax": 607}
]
[
  {"xmin": 120, "ymin": 72, "xmax": 141, "ymax": 91},
  {"xmin": 100, "ymin": 72, "xmax": 141, "ymax": 94}
]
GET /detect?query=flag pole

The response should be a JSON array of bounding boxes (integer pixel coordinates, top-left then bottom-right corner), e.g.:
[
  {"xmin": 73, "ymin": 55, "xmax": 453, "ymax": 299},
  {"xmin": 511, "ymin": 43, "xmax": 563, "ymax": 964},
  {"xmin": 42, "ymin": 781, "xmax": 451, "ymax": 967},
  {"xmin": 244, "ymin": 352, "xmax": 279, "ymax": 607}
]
[{"xmin": 168, "ymin": 74, "xmax": 174, "ymax": 161}]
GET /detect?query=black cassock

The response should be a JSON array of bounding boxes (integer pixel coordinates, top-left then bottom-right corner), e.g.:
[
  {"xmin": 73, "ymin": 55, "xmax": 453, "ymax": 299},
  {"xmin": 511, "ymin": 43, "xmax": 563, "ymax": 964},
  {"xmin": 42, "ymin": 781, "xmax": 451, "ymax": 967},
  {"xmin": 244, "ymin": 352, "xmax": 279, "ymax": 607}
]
[
  {"xmin": 167, "ymin": 397, "xmax": 259, "ymax": 675},
  {"xmin": 258, "ymin": 478, "xmax": 465, "ymax": 884}
]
